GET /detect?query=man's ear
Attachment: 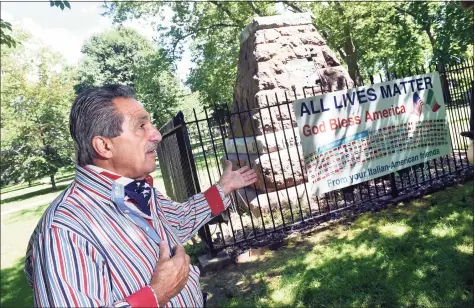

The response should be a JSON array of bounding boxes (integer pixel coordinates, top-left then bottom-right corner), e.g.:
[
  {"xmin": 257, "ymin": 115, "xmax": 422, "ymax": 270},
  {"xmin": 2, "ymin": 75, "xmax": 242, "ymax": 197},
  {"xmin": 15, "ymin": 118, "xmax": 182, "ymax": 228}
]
[{"xmin": 92, "ymin": 136, "xmax": 114, "ymax": 159}]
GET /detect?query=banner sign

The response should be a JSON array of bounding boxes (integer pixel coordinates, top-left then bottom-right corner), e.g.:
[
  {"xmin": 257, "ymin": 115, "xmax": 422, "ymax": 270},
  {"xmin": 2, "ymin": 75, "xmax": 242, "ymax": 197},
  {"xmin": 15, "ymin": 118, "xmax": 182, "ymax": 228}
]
[{"xmin": 293, "ymin": 72, "xmax": 451, "ymax": 196}]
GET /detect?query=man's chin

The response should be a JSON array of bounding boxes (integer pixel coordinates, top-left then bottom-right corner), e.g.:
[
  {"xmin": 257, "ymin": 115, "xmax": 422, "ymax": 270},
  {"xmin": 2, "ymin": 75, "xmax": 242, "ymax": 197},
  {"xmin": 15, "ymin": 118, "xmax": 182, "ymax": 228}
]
[{"xmin": 145, "ymin": 162, "xmax": 157, "ymax": 174}]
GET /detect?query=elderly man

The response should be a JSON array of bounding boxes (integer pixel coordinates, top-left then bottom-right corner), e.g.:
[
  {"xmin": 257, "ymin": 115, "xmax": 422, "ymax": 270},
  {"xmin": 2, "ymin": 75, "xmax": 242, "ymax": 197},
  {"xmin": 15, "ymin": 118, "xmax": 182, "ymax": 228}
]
[{"xmin": 24, "ymin": 84, "xmax": 257, "ymax": 307}]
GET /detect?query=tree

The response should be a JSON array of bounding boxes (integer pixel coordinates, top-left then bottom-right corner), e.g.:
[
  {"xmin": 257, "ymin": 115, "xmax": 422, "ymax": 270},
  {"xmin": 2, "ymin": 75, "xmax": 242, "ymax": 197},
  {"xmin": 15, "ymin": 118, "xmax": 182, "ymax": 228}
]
[
  {"xmin": 103, "ymin": 1, "xmax": 473, "ymax": 105},
  {"xmin": 285, "ymin": 2, "xmax": 432, "ymax": 81},
  {"xmin": 103, "ymin": 1, "xmax": 277, "ymax": 109},
  {"xmin": 394, "ymin": 2, "xmax": 474, "ymax": 65},
  {"xmin": 75, "ymin": 27, "xmax": 184, "ymax": 127},
  {"xmin": 1, "ymin": 30, "xmax": 76, "ymax": 189}
]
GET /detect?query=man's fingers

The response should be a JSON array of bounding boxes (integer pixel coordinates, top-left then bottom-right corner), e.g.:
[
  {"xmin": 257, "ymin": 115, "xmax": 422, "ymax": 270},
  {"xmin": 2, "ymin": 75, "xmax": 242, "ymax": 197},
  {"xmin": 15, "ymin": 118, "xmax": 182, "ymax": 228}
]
[
  {"xmin": 173, "ymin": 245, "xmax": 186, "ymax": 257},
  {"xmin": 224, "ymin": 160, "xmax": 233, "ymax": 171},
  {"xmin": 159, "ymin": 241, "xmax": 170, "ymax": 260},
  {"xmin": 242, "ymin": 169, "xmax": 256, "ymax": 176},
  {"xmin": 237, "ymin": 166, "xmax": 250, "ymax": 173}
]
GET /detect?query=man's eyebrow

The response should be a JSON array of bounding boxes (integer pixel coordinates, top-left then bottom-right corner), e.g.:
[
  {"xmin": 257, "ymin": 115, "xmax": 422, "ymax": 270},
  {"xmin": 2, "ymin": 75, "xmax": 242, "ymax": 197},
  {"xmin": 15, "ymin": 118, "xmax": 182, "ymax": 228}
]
[{"xmin": 131, "ymin": 113, "xmax": 151, "ymax": 126}]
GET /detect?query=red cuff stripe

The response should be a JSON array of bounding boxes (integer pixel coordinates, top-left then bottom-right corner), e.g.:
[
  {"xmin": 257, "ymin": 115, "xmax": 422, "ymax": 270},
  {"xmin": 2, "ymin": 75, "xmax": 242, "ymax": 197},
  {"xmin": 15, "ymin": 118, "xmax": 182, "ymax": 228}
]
[
  {"xmin": 125, "ymin": 286, "xmax": 157, "ymax": 308},
  {"xmin": 204, "ymin": 185, "xmax": 225, "ymax": 216}
]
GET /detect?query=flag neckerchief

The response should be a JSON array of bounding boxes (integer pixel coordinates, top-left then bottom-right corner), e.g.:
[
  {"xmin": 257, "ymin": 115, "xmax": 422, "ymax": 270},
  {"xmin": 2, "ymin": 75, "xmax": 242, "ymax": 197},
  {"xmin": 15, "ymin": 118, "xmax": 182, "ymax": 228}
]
[
  {"xmin": 86, "ymin": 165, "xmax": 154, "ymax": 217},
  {"xmin": 124, "ymin": 179, "xmax": 152, "ymax": 216}
]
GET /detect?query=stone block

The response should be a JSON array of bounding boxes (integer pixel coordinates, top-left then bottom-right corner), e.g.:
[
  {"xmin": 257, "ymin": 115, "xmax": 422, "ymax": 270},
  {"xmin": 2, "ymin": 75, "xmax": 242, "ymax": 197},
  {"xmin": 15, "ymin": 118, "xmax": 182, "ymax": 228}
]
[
  {"xmin": 318, "ymin": 66, "xmax": 354, "ymax": 91},
  {"xmin": 298, "ymin": 32, "xmax": 325, "ymax": 45},
  {"xmin": 292, "ymin": 45, "xmax": 311, "ymax": 58},
  {"xmin": 232, "ymin": 187, "xmax": 261, "ymax": 217},
  {"xmin": 259, "ymin": 28, "xmax": 280, "ymax": 43},
  {"xmin": 253, "ymin": 146, "xmax": 306, "ymax": 192},
  {"xmin": 228, "ymin": 104, "xmax": 298, "ymax": 138},
  {"xmin": 276, "ymin": 24, "xmax": 316, "ymax": 36},
  {"xmin": 284, "ymin": 58, "xmax": 320, "ymax": 88},
  {"xmin": 253, "ymin": 68, "xmax": 276, "ymax": 90},
  {"xmin": 225, "ymin": 127, "xmax": 301, "ymax": 154},
  {"xmin": 254, "ymin": 43, "xmax": 280, "ymax": 62},
  {"xmin": 240, "ymin": 13, "xmax": 315, "ymax": 43},
  {"xmin": 198, "ymin": 250, "xmax": 231, "ymax": 273},
  {"xmin": 321, "ymin": 45, "xmax": 340, "ymax": 67},
  {"xmin": 225, "ymin": 153, "xmax": 259, "ymax": 169},
  {"xmin": 249, "ymin": 182, "xmax": 313, "ymax": 214}
]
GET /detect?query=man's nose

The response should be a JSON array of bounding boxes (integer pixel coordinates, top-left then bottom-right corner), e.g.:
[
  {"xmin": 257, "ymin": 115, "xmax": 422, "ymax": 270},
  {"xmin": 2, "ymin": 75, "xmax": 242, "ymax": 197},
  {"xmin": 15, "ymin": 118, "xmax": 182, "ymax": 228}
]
[{"xmin": 150, "ymin": 126, "xmax": 162, "ymax": 143}]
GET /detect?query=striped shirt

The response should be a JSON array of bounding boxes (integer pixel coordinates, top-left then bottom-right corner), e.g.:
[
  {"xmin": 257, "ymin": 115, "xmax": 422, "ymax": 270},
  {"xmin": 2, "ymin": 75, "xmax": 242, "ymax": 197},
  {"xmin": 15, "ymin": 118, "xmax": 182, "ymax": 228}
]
[{"xmin": 24, "ymin": 165, "xmax": 230, "ymax": 307}]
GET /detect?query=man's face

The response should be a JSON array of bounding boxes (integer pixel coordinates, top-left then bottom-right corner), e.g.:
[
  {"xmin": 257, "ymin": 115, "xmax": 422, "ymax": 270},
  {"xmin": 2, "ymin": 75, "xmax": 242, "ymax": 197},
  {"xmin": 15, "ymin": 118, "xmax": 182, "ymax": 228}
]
[{"xmin": 109, "ymin": 97, "xmax": 162, "ymax": 179}]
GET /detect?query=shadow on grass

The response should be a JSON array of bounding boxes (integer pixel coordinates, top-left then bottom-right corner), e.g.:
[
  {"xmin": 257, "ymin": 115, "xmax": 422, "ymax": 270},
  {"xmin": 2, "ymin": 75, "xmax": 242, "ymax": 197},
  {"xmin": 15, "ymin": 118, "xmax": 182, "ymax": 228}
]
[
  {"xmin": 5, "ymin": 203, "xmax": 50, "ymax": 224},
  {"xmin": 1, "ymin": 258, "xmax": 33, "ymax": 307},
  {"xmin": 1, "ymin": 183, "xmax": 70, "ymax": 205},
  {"xmin": 202, "ymin": 183, "xmax": 474, "ymax": 308},
  {"xmin": 1, "ymin": 174, "xmax": 75, "ymax": 195}
]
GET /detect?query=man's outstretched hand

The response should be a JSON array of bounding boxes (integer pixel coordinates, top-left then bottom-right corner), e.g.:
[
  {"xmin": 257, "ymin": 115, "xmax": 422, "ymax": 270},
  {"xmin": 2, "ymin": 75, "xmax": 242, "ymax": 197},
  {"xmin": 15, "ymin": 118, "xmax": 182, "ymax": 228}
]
[{"xmin": 218, "ymin": 160, "xmax": 257, "ymax": 195}]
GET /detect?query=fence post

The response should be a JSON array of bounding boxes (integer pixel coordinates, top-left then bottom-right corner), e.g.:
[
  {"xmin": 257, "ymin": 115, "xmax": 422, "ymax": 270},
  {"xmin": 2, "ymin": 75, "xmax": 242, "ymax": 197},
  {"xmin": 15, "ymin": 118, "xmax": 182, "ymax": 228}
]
[{"xmin": 176, "ymin": 112, "xmax": 217, "ymax": 255}]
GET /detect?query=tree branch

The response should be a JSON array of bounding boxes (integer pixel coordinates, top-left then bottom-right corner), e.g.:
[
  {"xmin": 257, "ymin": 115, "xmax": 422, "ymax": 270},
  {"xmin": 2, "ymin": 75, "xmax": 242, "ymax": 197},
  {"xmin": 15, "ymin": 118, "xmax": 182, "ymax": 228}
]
[
  {"xmin": 281, "ymin": 1, "xmax": 305, "ymax": 13},
  {"xmin": 248, "ymin": 1, "xmax": 262, "ymax": 16},
  {"xmin": 393, "ymin": 5, "xmax": 435, "ymax": 50},
  {"xmin": 171, "ymin": 23, "xmax": 242, "ymax": 55},
  {"xmin": 210, "ymin": 1, "xmax": 245, "ymax": 26}
]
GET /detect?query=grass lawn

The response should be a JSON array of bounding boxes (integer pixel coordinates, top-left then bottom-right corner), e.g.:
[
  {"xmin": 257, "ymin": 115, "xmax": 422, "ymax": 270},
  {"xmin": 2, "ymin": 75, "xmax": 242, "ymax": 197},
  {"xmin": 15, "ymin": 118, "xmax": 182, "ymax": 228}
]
[
  {"xmin": 202, "ymin": 182, "xmax": 474, "ymax": 308},
  {"xmin": 1, "ymin": 203, "xmax": 49, "ymax": 307}
]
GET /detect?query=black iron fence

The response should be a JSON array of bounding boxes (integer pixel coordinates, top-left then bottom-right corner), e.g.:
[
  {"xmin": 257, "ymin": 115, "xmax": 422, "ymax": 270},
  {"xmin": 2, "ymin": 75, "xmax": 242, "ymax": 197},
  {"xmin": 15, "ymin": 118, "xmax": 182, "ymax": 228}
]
[{"xmin": 158, "ymin": 60, "xmax": 474, "ymax": 254}]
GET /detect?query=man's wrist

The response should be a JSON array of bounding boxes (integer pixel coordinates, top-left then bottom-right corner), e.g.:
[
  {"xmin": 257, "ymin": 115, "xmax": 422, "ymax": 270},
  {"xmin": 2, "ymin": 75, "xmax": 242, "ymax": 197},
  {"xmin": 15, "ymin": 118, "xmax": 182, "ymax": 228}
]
[
  {"xmin": 216, "ymin": 181, "xmax": 230, "ymax": 196},
  {"xmin": 147, "ymin": 285, "xmax": 159, "ymax": 307}
]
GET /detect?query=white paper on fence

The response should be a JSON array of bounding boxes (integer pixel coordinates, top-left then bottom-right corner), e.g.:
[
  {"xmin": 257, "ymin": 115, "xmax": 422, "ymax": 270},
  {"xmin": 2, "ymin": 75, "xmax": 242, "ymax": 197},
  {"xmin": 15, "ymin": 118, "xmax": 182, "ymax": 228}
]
[
  {"xmin": 293, "ymin": 72, "xmax": 452, "ymax": 196},
  {"xmin": 225, "ymin": 127, "xmax": 301, "ymax": 154}
]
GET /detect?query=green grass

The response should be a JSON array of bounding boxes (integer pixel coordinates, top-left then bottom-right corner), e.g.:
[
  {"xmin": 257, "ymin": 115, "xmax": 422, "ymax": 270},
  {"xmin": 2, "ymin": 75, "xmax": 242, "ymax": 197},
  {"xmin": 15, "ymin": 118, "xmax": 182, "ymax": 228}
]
[
  {"xmin": 1, "ymin": 203, "xmax": 50, "ymax": 307},
  {"xmin": 1, "ymin": 172, "xmax": 75, "ymax": 195},
  {"xmin": 0, "ymin": 184, "xmax": 71, "ymax": 205},
  {"xmin": 202, "ymin": 182, "xmax": 474, "ymax": 308},
  {"xmin": 1, "ymin": 179, "xmax": 472, "ymax": 308}
]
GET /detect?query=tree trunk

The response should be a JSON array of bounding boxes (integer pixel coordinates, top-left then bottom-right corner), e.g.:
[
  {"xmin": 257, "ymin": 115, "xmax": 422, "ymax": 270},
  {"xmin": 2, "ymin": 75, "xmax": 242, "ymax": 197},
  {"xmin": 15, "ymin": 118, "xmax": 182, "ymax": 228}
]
[
  {"xmin": 28, "ymin": 180, "xmax": 32, "ymax": 187},
  {"xmin": 335, "ymin": 2, "xmax": 362, "ymax": 84},
  {"xmin": 50, "ymin": 174, "xmax": 57, "ymax": 191},
  {"xmin": 424, "ymin": 27, "xmax": 436, "ymax": 56}
]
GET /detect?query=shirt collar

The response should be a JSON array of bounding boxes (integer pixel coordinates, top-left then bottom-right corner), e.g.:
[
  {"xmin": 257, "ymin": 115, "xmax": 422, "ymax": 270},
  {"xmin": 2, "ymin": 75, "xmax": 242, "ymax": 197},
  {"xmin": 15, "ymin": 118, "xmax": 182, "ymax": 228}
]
[
  {"xmin": 75, "ymin": 165, "xmax": 154, "ymax": 203},
  {"xmin": 85, "ymin": 165, "xmax": 154, "ymax": 187}
]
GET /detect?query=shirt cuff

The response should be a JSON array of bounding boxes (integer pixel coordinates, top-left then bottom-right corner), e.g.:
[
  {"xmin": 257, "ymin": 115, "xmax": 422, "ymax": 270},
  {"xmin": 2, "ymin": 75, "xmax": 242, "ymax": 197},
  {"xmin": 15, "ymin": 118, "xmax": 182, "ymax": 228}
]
[
  {"xmin": 125, "ymin": 286, "xmax": 158, "ymax": 308},
  {"xmin": 204, "ymin": 184, "xmax": 231, "ymax": 216}
]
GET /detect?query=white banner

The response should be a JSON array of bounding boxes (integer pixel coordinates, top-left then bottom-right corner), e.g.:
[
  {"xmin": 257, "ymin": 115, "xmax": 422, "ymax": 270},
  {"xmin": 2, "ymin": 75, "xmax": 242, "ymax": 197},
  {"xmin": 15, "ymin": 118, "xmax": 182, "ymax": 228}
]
[{"xmin": 293, "ymin": 72, "xmax": 452, "ymax": 196}]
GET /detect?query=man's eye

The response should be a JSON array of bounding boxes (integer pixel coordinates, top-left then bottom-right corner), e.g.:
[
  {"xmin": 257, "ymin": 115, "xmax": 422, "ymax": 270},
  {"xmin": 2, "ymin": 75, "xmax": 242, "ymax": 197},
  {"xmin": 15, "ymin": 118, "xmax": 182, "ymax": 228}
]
[{"xmin": 140, "ymin": 124, "xmax": 146, "ymax": 129}]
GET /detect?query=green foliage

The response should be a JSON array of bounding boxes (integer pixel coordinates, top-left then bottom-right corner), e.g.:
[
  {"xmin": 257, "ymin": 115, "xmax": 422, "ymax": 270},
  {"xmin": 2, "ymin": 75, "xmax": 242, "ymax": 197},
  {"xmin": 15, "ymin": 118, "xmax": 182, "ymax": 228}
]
[
  {"xmin": 103, "ymin": 1, "xmax": 277, "ymax": 109},
  {"xmin": 49, "ymin": 0, "xmax": 71, "ymax": 11},
  {"xmin": 308, "ymin": 2, "xmax": 431, "ymax": 79},
  {"xmin": 104, "ymin": 1, "xmax": 473, "ymax": 103},
  {"xmin": 397, "ymin": 2, "xmax": 474, "ymax": 64},
  {"xmin": 75, "ymin": 28, "xmax": 153, "ymax": 91},
  {"xmin": 1, "ymin": 31, "xmax": 76, "ymax": 188},
  {"xmin": 75, "ymin": 27, "xmax": 187, "ymax": 127},
  {"xmin": 0, "ymin": 20, "xmax": 16, "ymax": 48}
]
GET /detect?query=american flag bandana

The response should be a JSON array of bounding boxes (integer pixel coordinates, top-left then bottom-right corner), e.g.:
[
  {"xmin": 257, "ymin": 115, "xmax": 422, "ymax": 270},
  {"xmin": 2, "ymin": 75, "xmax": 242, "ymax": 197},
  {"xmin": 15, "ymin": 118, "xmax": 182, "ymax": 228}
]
[{"xmin": 124, "ymin": 179, "xmax": 152, "ymax": 216}]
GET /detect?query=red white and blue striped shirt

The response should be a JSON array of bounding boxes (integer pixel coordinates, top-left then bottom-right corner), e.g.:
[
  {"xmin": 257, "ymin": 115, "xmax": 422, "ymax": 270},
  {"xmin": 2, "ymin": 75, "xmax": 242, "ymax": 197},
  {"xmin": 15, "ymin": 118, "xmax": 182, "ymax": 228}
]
[{"xmin": 24, "ymin": 165, "xmax": 230, "ymax": 307}]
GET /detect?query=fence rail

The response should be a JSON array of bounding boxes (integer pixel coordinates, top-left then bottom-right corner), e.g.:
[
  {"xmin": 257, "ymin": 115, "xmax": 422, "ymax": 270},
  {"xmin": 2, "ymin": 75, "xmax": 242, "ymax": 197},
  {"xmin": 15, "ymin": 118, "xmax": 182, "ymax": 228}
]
[{"xmin": 159, "ymin": 60, "xmax": 474, "ymax": 254}]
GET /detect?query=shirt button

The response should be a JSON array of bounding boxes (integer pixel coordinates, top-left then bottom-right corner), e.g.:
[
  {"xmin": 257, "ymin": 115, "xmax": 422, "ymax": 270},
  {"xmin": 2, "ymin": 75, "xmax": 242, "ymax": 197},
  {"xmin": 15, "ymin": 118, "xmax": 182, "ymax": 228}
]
[
  {"xmin": 124, "ymin": 210, "xmax": 129, "ymax": 214},
  {"xmin": 146, "ymin": 227, "xmax": 150, "ymax": 231}
]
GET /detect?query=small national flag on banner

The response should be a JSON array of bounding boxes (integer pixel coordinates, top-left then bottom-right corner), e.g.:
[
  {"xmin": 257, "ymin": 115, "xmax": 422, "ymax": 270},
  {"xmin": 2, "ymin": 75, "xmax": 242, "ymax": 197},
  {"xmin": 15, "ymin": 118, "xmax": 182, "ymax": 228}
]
[
  {"xmin": 412, "ymin": 92, "xmax": 424, "ymax": 116},
  {"xmin": 426, "ymin": 88, "xmax": 441, "ymax": 112}
]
